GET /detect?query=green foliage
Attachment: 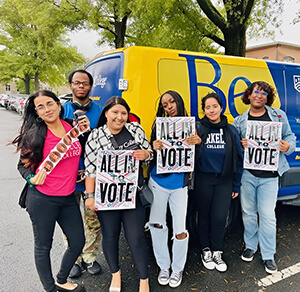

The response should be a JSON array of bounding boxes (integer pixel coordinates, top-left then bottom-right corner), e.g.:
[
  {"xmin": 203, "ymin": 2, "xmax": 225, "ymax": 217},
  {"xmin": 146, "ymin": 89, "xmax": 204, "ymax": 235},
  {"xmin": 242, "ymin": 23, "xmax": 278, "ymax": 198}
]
[
  {"xmin": 130, "ymin": 0, "xmax": 284, "ymax": 56},
  {"xmin": 130, "ymin": 0, "xmax": 220, "ymax": 53},
  {"xmin": 247, "ymin": 0, "xmax": 284, "ymax": 40},
  {"xmin": 0, "ymin": 0, "xmax": 85, "ymax": 92},
  {"xmin": 16, "ymin": 78, "xmax": 34, "ymax": 94},
  {"xmin": 86, "ymin": 0, "xmax": 134, "ymax": 48}
]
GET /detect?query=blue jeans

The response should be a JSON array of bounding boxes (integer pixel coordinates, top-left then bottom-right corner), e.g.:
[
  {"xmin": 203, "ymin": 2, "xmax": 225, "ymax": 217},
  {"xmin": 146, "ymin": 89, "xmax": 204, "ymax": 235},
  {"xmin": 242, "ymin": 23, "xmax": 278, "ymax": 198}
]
[
  {"xmin": 240, "ymin": 170, "xmax": 278, "ymax": 260},
  {"xmin": 148, "ymin": 176, "xmax": 189, "ymax": 273}
]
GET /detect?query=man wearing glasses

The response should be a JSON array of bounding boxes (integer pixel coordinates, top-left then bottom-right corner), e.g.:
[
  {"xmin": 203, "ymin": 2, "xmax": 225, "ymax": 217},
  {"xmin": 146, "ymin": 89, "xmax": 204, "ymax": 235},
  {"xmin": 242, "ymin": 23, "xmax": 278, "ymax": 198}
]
[
  {"xmin": 233, "ymin": 81, "xmax": 295, "ymax": 274},
  {"xmin": 63, "ymin": 69, "xmax": 102, "ymax": 278}
]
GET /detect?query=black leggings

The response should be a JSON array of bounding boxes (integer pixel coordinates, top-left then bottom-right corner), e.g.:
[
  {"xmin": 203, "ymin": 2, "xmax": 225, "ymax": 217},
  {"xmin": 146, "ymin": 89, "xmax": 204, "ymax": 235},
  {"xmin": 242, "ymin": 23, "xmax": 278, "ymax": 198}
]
[
  {"xmin": 96, "ymin": 197, "xmax": 149, "ymax": 279},
  {"xmin": 27, "ymin": 187, "xmax": 85, "ymax": 292},
  {"xmin": 194, "ymin": 172, "xmax": 233, "ymax": 251}
]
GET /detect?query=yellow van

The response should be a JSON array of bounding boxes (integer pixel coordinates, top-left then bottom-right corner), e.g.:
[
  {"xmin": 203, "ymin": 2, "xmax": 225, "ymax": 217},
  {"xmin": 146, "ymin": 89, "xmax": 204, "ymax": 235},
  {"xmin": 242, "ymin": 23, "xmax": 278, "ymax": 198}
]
[{"xmin": 86, "ymin": 46, "xmax": 300, "ymax": 204}]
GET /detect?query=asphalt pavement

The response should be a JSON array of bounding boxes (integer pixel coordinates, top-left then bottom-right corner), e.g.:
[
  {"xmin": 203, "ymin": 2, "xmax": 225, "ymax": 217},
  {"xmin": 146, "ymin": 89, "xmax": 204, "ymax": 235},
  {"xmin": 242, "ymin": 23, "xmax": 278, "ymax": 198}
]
[{"xmin": 0, "ymin": 107, "xmax": 299, "ymax": 292}]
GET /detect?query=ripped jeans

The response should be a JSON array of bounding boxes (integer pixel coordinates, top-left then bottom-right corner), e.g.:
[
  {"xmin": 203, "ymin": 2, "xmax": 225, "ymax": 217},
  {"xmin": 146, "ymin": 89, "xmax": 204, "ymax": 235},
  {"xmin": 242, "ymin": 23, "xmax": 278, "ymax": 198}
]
[{"xmin": 148, "ymin": 176, "xmax": 189, "ymax": 273}]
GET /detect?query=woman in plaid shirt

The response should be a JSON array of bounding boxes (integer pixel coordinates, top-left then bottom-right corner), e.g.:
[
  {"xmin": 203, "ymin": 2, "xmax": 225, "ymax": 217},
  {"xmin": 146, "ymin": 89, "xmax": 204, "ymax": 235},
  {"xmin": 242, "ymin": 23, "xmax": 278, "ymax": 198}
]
[{"xmin": 84, "ymin": 96, "xmax": 152, "ymax": 292}]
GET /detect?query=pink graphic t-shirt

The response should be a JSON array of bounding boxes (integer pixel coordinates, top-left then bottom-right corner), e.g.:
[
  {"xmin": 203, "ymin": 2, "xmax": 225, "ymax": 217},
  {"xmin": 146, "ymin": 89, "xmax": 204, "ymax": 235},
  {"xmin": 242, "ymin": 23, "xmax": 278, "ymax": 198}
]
[{"xmin": 36, "ymin": 120, "xmax": 81, "ymax": 196}]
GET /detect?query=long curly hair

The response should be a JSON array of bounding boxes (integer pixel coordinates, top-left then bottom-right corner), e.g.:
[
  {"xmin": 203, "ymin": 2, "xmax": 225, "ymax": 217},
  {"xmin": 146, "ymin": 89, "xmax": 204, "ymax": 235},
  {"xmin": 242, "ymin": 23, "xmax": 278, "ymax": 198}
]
[{"xmin": 242, "ymin": 81, "xmax": 275, "ymax": 106}]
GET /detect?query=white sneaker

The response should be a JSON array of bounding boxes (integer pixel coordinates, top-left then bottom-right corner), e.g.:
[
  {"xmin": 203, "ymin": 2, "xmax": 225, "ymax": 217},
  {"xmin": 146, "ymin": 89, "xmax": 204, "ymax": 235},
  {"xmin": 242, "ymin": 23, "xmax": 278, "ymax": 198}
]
[
  {"xmin": 201, "ymin": 247, "xmax": 216, "ymax": 270},
  {"xmin": 213, "ymin": 251, "xmax": 227, "ymax": 272},
  {"xmin": 158, "ymin": 268, "xmax": 170, "ymax": 285},
  {"xmin": 169, "ymin": 271, "xmax": 183, "ymax": 288}
]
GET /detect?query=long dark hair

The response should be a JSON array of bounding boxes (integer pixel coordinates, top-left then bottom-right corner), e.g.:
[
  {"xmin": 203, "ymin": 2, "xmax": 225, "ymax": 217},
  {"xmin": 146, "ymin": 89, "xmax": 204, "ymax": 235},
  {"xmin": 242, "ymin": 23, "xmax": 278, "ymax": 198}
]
[
  {"xmin": 11, "ymin": 90, "xmax": 63, "ymax": 171},
  {"xmin": 242, "ymin": 81, "xmax": 275, "ymax": 106},
  {"xmin": 97, "ymin": 96, "xmax": 130, "ymax": 128},
  {"xmin": 152, "ymin": 90, "xmax": 188, "ymax": 129}
]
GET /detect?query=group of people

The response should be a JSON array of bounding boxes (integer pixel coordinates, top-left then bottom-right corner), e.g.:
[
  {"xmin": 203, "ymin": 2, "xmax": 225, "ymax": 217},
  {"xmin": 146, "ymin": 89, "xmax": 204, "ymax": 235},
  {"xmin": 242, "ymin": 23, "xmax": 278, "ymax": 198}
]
[{"xmin": 12, "ymin": 68, "xmax": 295, "ymax": 292}]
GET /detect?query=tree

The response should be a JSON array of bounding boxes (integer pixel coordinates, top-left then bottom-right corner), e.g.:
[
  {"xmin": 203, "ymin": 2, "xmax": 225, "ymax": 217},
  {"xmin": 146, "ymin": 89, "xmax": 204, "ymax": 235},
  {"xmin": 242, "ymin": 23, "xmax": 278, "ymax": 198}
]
[
  {"xmin": 132, "ymin": 0, "xmax": 284, "ymax": 56},
  {"xmin": 87, "ymin": 0, "xmax": 134, "ymax": 48},
  {"xmin": 196, "ymin": 0, "xmax": 283, "ymax": 56},
  {"xmin": 130, "ymin": 0, "xmax": 220, "ymax": 53},
  {"xmin": 0, "ymin": 0, "xmax": 85, "ymax": 93}
]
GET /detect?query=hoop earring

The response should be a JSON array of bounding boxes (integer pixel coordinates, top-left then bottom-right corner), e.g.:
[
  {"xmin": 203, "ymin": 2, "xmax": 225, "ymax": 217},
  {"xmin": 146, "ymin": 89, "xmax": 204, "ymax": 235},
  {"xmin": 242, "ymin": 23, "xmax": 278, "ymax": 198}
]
[{"xmin": 36, "ymin": 116, "xmax": 43, "ymax": 122}]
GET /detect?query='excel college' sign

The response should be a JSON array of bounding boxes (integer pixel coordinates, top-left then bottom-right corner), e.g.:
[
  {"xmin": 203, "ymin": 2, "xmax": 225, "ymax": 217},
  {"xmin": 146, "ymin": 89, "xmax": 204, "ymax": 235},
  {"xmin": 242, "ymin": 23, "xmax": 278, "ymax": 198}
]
[
  {"xmin": 156, "ymin": 116, "xmax": 195, "ymax": 174},
  {"xmin": 95, "ymin": 149, "xmax": 139, "ymax": 210},
  {"xmin": 244, "ymin": 121, "xmax": 282, "ymax": 171}
]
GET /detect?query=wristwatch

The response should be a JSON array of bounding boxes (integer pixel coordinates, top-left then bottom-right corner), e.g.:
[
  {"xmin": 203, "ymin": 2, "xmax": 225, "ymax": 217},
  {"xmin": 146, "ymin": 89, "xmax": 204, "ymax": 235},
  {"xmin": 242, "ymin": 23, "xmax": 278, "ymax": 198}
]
[{"xmin": 83, "ymin": 192, "xmax": 95, "ymax": 200}]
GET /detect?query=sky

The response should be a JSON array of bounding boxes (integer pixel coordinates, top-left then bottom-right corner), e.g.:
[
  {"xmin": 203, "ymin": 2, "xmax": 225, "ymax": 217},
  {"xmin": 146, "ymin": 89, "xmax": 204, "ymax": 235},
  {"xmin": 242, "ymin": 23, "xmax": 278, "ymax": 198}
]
[{"xmin": 68, "ymin": 0, "xmax": 300, "ymax": 60}]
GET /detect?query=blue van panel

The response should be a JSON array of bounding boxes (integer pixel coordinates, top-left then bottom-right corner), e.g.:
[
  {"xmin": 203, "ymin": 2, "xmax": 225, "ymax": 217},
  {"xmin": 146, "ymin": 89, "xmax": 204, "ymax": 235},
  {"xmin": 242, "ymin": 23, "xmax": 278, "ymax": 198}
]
[
  {"xmin": 267, "ymin": 61, "xmax": 300, "ymax": 169},
  {"xmin": 278, "ymin": 185, "xmax": 300, "ymax": 197},
  {"xmin": 85, "ymin": 53, "xmax": 124, "ymax": 109}
]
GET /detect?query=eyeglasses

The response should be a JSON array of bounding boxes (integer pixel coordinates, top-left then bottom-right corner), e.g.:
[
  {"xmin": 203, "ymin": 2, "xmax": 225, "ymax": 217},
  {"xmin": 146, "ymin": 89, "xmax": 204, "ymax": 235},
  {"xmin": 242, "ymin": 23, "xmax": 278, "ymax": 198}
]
[
  {"xmin": 71, "ymin": 81, "xmax": 90, "ymax": 87},
  {"xmin": 253, "ymin": 90, "xmax": 268, "ymax": 97},
  {"xmin": 35, "ymin": 101, "xmax": 57, "ymax": 112}
]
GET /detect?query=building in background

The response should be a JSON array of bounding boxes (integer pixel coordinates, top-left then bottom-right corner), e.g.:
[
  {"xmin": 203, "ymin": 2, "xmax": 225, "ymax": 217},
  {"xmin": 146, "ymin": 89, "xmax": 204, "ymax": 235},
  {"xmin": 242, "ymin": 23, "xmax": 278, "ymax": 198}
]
[
  {"xmin": 0, "ymin": 82, "xmax": 70, "ymax": 96},
  {"xmin": 246, "ymin": 41, "xmax": 300, "ymax": 63},
  {"xmin": 0, "ymin": 82, "xmax": 18, "ymax": 95}
]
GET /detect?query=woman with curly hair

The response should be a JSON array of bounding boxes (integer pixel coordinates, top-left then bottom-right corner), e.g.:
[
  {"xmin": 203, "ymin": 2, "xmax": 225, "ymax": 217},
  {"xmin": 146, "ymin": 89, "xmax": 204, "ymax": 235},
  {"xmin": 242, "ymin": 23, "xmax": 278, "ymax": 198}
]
[
  {"xmin": 12, "ymin": 90, "xmax": 86, "ymax": 292},
  {"xmin": 234, "ymin": 81, "xmax": 296, "ymax": 274}
]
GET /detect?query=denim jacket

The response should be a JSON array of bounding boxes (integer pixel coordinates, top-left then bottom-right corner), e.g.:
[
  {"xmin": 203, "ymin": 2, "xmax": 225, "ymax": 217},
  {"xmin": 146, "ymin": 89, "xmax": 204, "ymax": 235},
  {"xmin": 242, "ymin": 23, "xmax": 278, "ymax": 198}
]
[{"xmin": 233, "ymin": 105, "xmax": 296, "ymax": 176}]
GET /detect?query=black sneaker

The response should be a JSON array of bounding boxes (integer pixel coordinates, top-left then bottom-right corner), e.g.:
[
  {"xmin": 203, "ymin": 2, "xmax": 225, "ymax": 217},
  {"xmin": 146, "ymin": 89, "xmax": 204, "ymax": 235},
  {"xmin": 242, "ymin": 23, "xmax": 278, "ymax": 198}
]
[
  {"xmin": 241, "ymin": 248, "xmax": 256, "ymax": 262},
  {"xmin": 69, "ymin": 263, "xmax": 82, "ymax": 278},
  {"xmin": 263, "ymin": 259, "xmax": 278, "ymax": 274},
  {"xmin": 82, "ymin": 260, "xmax": 102, "ymax": 275}
]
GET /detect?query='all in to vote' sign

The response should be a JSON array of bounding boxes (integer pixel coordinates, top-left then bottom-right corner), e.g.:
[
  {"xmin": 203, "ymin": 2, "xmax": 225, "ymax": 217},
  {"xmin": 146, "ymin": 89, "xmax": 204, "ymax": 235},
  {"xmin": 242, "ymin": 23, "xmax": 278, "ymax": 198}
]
[
  {"xmin": 95, "ymin": 149, "xmax": 139, "ymax": 210},
  {"xmin": 156, "ymin": 116, "xmax": 195, "ymax": 174},
  {"xmin": 244, "ymin": 121, "xmax": 282, "ymax": 171}
]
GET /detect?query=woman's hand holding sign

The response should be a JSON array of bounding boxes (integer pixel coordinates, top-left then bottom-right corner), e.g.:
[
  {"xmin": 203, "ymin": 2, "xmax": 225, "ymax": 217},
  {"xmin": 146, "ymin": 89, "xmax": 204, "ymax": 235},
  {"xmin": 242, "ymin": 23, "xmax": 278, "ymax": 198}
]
[
  {"xmin": 153, "ymin": 139, "xmax": 163, "ymax": 151},
  {"xmin": 30, "ymin": 169, "xmax": 47, "ymax": 185},
  {"xmin": 241, "ymin": 138, "xmax": 248, "ymax": 148},
  {"xmin": 186, "ymin": 134, "xmax": 201, "ymax": 145},
  {"xmin": 133, "ymin": 149, "xmax": 151, "ymax": 161}
]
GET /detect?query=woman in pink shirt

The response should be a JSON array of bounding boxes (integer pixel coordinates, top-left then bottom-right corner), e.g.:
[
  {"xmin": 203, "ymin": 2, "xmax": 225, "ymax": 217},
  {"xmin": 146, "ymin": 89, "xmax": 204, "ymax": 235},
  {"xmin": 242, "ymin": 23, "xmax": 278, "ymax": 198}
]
[{"xmin": 12, "ymin": 90, "xmax": 86, "ymax": 292}]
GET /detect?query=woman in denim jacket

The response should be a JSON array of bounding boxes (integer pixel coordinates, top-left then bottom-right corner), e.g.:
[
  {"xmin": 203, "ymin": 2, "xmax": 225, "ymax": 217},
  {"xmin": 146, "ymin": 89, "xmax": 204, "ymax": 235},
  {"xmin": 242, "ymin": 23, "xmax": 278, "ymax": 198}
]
[{"xmin": 233, "ymin": 81, "xmax": 296, "ymax": 274}]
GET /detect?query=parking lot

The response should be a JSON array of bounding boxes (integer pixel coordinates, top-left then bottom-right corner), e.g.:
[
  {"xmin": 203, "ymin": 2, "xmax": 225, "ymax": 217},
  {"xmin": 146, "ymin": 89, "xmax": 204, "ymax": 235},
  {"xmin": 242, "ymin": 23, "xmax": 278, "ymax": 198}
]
[{"xmin": 0, "ymin": 107, "xmax": 299, "ymax": 292}]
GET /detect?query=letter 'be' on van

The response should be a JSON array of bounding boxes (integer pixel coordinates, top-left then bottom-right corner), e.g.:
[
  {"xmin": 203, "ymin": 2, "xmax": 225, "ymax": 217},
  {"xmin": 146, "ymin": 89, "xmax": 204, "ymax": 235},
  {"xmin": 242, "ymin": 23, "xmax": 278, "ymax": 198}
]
[{"xmin": 86, "ymin": 46, "xmax": 300, "ymax": 206}]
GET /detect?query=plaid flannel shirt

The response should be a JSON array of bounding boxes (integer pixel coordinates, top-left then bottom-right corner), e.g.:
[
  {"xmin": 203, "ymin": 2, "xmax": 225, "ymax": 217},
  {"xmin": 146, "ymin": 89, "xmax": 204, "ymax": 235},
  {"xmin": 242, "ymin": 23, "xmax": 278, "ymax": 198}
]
[{"xmin": 85, "ymin": 122, "xmax": 153, "ymax": 178}]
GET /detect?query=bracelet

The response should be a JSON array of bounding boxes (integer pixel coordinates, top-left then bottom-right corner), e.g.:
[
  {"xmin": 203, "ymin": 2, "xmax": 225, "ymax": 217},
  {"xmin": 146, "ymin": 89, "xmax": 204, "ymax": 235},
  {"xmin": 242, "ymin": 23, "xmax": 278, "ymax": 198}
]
[
  {"xmin": 83, "ymin": 192, "xmax": 95, "ymax": 201},
  {"xmin": 26, "ymin": 174, "xmax": 36, "ymax": 188}
]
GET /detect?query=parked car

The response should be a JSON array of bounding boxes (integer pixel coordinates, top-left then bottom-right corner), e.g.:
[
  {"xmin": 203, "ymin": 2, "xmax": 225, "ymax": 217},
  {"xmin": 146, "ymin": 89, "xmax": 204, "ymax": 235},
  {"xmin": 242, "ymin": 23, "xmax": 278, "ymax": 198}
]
[
  {"xmin": 5, "ymin": 95, "xmax": 17, "ymax": 110},
  {"xmin": 6, "ymin": 94, "xmax": 28, "ymax": 113},
  {"xmin": 58, "ymin": 93, "xmax": 72, "ymax": 105},
  {"xmin": 0, "ymin": 94, "xmax": 9, "ymax": 107},
  {"xmin": 16, "ymin": 95, "xmax": 29, "ymax": 115}
]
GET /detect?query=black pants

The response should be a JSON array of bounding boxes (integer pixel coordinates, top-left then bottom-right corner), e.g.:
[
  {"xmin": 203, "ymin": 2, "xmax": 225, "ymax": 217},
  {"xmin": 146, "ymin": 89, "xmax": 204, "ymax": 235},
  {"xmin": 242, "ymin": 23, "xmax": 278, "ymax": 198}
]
[
  {"xmin": 27, "ymin": 187, "xmax": 85, "ymax": 292},
  {"xmin": 194, "ymin": 172, "xmax": 233, "ymax": 251},
  {"xmin": 96, "ymin": 196, "xmax": 149, "ymax": 279}
]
